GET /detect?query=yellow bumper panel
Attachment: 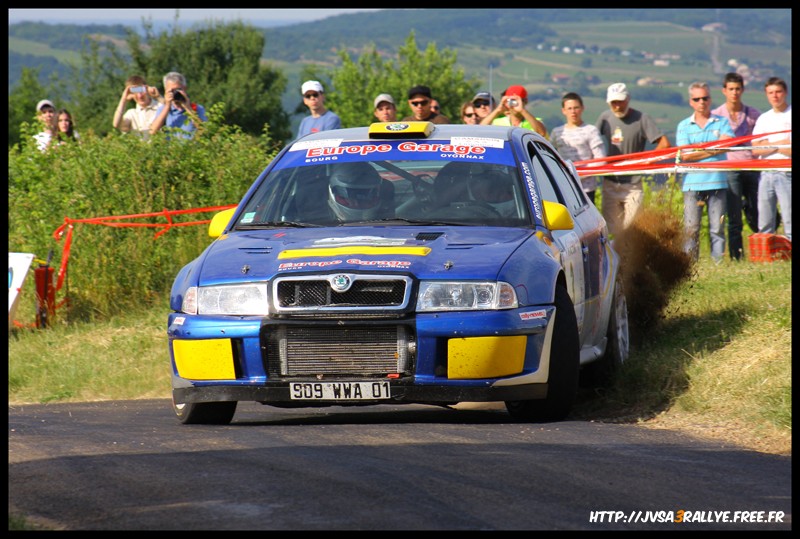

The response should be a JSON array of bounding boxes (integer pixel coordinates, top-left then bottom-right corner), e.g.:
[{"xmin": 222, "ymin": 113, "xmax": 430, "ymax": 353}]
[
  {"xmin": 173, "ymin": 339, "xmax": 236, "ymax": 380},
  {"xmin": 447, "ymin": 336, "xmax": 527, "ymax": 379}
]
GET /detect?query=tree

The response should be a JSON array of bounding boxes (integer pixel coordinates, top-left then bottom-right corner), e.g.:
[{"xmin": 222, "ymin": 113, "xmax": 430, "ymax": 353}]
[
  {"xmin": 8, "ymin": 19, "xmax": 293, "ymax": 145},
  {"xmin": 308, "ymin": 31, "xmax": 481, "ymax": 128},
  {"xmin": 7, "ymin": 68, "xmax": 49, "ymax": 148}
]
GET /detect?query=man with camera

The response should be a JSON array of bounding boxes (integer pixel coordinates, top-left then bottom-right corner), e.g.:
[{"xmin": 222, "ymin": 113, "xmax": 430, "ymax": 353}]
[
  {"xmin": 112, "ymin": 75, "xmax": 163, "ymax": 140},
  {"xmin": 479, "ymin": 84, "xmax": 547, "ymax": 138},
  {"xmin": 150, "ymin": 72, "xmax": 207, "ymax": 139}
]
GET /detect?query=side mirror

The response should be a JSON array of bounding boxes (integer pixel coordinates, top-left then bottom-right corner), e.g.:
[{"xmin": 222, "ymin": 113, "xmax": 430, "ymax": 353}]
[
  {"xmin": 542, "ymin": 200, "xmax": 574, "ymax": 231},
  {"xmin": 208, "ymin": 207, "xmax": 237, "ymax": 238}
]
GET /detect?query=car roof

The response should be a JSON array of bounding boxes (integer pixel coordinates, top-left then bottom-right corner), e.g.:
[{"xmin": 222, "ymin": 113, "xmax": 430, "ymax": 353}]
[{"xmin": 296, "ymin": 122, "xmax": 547, "ymax": 145}]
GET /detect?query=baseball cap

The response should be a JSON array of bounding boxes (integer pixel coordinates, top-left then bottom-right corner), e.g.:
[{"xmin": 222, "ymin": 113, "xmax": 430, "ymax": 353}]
[
  {"xmin": 502, "ymin": 85, "xmax": 528, "ymax": 100},
  {"xmin": 36, "ymin": 99, "xmax": 55, "ymax": 112},
  {"xmin": 606, "ymin": 83, "xmax": 630, "ymax": 102},
  {"xmin": 472, "ymin": 92, "xmax": 496, "ymax": 106},
  {"xmin": 301, "ymin": 80, "xmax": 324, "ymax": 95},
  {"xmin": 374, "ymin": 93, "xmax": 395, "ymax": 108},
  {"xmin": 407, "ymin": 85, "xmax": 432, "ymax": 100}
]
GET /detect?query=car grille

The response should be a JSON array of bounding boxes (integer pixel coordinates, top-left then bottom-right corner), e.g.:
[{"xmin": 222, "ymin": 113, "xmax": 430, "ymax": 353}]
[
  {"xmin": 273, "ymin": 274, "xmax": 412, "ymax": 312},
  {"xmin": 265, "ymin": 325, "xmax": 412, "ymax": 376}
]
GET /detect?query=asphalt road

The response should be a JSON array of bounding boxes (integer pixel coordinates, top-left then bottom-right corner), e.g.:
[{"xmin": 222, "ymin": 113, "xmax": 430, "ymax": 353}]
[{"xmin": 8, "ymin": 399, "xmax": 792, "ymax": 530}]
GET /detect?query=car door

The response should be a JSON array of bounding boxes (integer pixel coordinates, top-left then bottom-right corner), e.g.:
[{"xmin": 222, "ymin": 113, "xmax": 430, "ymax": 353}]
[
  {"xmin": 524, "ymin": 140, "xmax": 586, "ymax": 339},
  {"xmin": 527, "ymin": 139, "xmax": 606, "ymax": 347}
]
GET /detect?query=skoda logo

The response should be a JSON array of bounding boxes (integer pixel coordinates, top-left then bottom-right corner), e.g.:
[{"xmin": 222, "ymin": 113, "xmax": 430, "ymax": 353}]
[
  {"xmin": 330, "ymin": 274, "xmax": 352, "ymax": 292},
  {"xmin": 386, "ymin": 123, "xmax": 409, "ymax": 131}
]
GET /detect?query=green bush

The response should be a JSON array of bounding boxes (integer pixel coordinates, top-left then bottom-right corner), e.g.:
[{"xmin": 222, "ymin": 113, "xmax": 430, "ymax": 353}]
[{"xmin": 9, "ymin": 103, "xmax": 280, "ymax": 321}]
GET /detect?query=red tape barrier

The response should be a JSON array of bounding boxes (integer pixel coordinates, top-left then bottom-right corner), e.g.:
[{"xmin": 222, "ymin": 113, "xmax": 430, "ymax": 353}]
[{"xmin": 573, "ymin": 130, "xmax": 791, "ymax": 176}]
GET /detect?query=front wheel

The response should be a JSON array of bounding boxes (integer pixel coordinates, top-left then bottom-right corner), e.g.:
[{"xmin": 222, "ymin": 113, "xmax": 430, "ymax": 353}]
[
  {"xmin": 505, "ymin": 285, "xmax": 580, "ymax": 422},
  {"xmin": 172, "ymin": 394, "xmax": 237, "ymax": 425}
]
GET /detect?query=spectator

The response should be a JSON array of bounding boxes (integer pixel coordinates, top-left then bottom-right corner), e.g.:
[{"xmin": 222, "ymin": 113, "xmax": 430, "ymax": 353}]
[
  {"xmin": 430, "ymin": 99, "xmax": 441, "ymax": 114},
  {"xmin": 150, "ymin": 72, "xmax": 207, "ymax": 139},
  {"xmin": 402, "ymin": 85, "xmax": 450, "ymax": 124},
  {"xmin": 711, "ymin": 72, "xmax": 762, "ymax": 260},
  {"xmin": 550, "ymin": 92, "xmax": 606, "ymax": 204},
  {"xmin": 373, "ymin": 93, "xmax": 398, "ymax": 122},
  {"xmin": 595, "ymin": 82, "xmax": 670, "ymax": 237},
  {"xmin": 751, "ymin": 77, "xmax": 792, "ymax": 241},
  {"xmin": 460, "ymin": 101, "xmax": 480, "ymax": 125},
  {"xmin": 33, "ymin": 99, "xmax": 56, "ymax": 152},
  {"xmin": 675, "ymin": 81, "xmax": 734, "ymax": 263},
  {"xmin": 471, "ymin": 91, "xmax": 497, "ymax": 122},
  {"xmin": 297, "ymin": 80, "xmax": 341, "ymax": 138},
  {"xmin": 113, "ymin": 75, "xmax": 162, "ymax": 140},
  {"xmin": 54, "ymin": 109, "xmax": 80, "ymax": 144},
  {"xmin": 479, "ymin": 84, "xmax": 547, "ymax": 138}
]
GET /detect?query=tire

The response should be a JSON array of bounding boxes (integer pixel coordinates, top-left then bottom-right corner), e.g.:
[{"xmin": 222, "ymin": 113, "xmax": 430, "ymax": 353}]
[
  {"xmin": 582, "ymin": 273, "xmax": 629, "ymax": 387},
  {"xmin": 172, "ymin": 393, "xmax": 237, "ymax": 425},
  {"xmin": 505, "ymin": 285, "xmax": 580, "ymax": 422}
]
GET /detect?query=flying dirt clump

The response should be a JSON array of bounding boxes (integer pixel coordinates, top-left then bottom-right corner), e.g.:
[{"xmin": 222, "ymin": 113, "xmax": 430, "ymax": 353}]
[{"xmin": 612, "ymin": 205, "xmax": 695, "ymax": 343}]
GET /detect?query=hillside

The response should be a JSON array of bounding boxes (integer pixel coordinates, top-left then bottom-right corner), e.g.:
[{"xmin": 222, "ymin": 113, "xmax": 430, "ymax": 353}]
[{"xmin": 8, "ymin": 8, "xmax": 792, "ymax": 142}]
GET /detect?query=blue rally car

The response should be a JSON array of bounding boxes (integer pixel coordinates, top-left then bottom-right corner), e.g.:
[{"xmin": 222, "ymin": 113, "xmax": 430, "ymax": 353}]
[{"xmin": 168, "ymin": 121, "xmax": 629, "ymax": 424}]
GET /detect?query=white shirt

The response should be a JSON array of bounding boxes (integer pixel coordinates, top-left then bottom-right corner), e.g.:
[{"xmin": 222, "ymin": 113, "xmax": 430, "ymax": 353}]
[
  {"xmin": 33, "ymin": 131, "xmax": 52, "ymax": 152},
  {"xmin": 753, "ymin": 105, "xmax": 792, "ymax": 160},
  {"xmin": 121, "ymin": 101, "xmax": 160, "ymax": 140}
]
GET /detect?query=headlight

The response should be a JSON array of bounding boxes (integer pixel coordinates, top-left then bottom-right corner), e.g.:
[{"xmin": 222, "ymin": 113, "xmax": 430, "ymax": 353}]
[
  {"xmin": 181, "ymin": 284, "xmax": 269, "ymax": 315},
  {"xmin": 417, "ymin": 281, "xmax": 518, "ymax": 312}
]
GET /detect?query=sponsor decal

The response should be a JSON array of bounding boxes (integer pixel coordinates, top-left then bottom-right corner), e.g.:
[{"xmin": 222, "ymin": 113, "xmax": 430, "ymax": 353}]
[
  {"xmin": 519, "ymin": 309, "xmax": 547, "ymax": 320},
  {"xmin": 278, "ymin": 246, "xmax": 430, "ymax": 258},
  {"xmin": 450, "ymin": 136, "xmax": 505, "ymax": 148},
  {"xmin": 290, "ymin": 139, "xmax": 344, "ymax": 151},
  {"xmin": 278, "ymin": 259, "xmax": 411, "ymax": 270},
  {"xmin": 520, "ymin": 161, "xmax": 542, "ymax": 221},
  {"xmin": 386, "ymin": 123, "xmax": 410, "ymax": 131}
]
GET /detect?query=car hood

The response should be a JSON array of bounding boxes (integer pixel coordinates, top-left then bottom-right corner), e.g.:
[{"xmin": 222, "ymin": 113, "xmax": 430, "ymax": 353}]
[{"xmin": 195, "ymin": 226, "xmax": 537, "ymax": 284}]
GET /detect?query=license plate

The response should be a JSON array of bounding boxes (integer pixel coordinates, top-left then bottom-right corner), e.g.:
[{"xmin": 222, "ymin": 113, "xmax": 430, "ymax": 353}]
[{"xmin": 289, "ymin": 381, "xmax": 391, "ymax": 400}]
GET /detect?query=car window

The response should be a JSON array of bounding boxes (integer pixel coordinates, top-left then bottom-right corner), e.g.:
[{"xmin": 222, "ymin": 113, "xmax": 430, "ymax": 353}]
[
  {"xmin": 525, "ymin": 141, "xmax": 561, "ymax": 205},
  {"xmin": 235, "ymin": 140, "xmax": 533, "ymax": 227},
  {"xmin": 534, "ymin": 142, "xmax": 588, "ymax": 214}
]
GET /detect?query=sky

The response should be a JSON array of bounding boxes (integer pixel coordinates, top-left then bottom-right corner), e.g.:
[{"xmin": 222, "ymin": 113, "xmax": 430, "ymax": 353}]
[{"xmin": 8, "ymin": 9, "xmax": 382, "ymax": 27}]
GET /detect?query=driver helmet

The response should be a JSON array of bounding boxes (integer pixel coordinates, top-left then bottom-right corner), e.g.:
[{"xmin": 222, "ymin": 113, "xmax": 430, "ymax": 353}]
[
  {"xmin": 328, "ymin": 162, "xmax": 383, "ymax": 220},
  {"xmin": 467, "ymin": 167, "xmax": 516, "ymax": 216}
]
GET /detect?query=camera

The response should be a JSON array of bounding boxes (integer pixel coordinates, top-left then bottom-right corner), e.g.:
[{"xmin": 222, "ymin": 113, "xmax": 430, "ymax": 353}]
[
  {"xmin": 129, "ymin": 86, "xmax": 146, "ymax": 94},
  {"xmin": 507, "ymin": 98, "xmax": 519, "ymax": 108},
  {"xmin": 171, "ymin": 90, "xmax": 186, "ymax": 103}
]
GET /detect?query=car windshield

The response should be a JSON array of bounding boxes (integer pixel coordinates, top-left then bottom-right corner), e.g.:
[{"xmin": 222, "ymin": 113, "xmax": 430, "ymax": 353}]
[{"xmin": 235, "ymin": 140, "xmax": 532, "ymax": 228}]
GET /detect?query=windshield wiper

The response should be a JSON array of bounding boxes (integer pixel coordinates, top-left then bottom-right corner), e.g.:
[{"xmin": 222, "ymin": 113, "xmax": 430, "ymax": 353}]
[
  {"xmin": 236, "ymin": 221, "xmax": 323, "ymax": 229},
  {"xmin": 342, "ymin": 218, "xmax": 470, "ymax": 226}
]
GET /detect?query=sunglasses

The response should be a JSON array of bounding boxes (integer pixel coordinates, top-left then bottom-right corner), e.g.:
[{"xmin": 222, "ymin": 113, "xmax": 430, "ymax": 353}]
[
  {"xmin": 691, "ymin": 96, "xmax": 710, "ymax": 102},
  {"xmin": 304, "ymin": 92, "xmax": 320, "ymax": 99},
  {"xmin": 463, "ymin": 113, "xmax": 477, "ymax": 118},
  {"xmin": 410, "ymin": 100, "xmax": 430, "ymax": 107},
  {"xmin": 473, "ymin": 100, "xmax": 491, "ymax": 107}
]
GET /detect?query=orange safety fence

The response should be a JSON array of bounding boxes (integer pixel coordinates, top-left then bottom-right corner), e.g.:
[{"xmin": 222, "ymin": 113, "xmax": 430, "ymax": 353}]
[{"xmin": 51, "ymin": 204, "xmax": 236, "ymax": 294}]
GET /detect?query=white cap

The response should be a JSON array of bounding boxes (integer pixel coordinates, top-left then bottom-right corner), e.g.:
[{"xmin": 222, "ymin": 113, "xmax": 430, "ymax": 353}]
[
  {"xmin": 606, "ymin": 83, "xmax": 630, "ymax": 103},
  {"xmin": 36, "ymin": 99, "xmax": 55, "ymax": 111},
  {"xmin": 301, "ymin": 80, "xmax": 324, "ymax": 95},
  {"xmin": 373, "ymin": 93, "xmax": 395, "ymax": 108}
]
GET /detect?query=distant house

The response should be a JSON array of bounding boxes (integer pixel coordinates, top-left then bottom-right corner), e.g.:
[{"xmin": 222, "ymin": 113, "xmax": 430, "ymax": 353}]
[
  {"xmin": 702, "ymin": 22, "xmax": 727, "ymax": 32},
  {"xmin": 551, "ymin": 74, "xmax": 570, "ymax": 84},
  {"xmin": 653, "ymin": 59, "xmax": 670, "ymax": 67}
]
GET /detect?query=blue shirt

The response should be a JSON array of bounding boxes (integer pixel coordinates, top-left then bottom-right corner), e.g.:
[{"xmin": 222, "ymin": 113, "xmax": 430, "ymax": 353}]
[
  {"xmin": 297, "ymin": 110, "xmax": 341, "ymax": 139},
  {"xmin": 675, "ymin": 114, "xmax": 734, "ymax": 192},
  {"xmin": 156, "ymin": 103, "xmax": 208, "ymax": 139}
]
